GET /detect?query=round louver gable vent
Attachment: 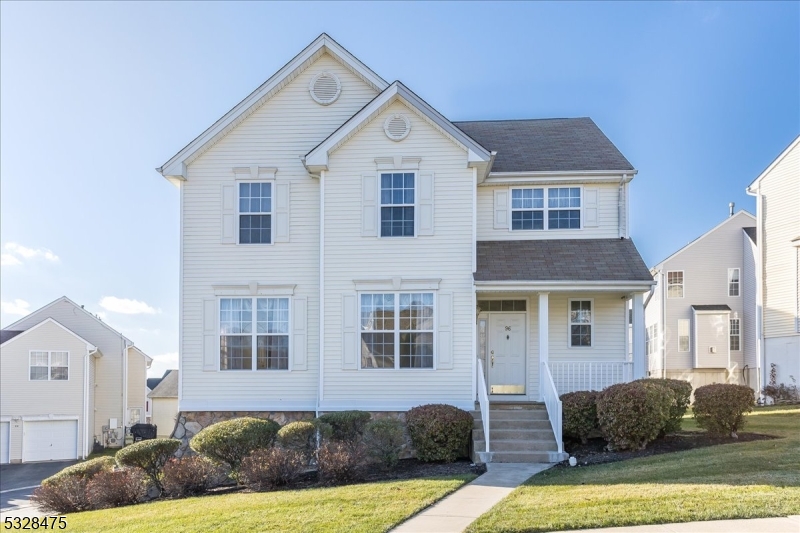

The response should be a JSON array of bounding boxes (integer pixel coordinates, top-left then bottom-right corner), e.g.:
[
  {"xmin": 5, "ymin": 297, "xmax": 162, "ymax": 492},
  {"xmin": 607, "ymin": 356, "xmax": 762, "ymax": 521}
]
[
  {"xmin": 309, "ymin": 71, "xmax": 341, "ymax": 105},
  {"xmin": 384, "ymin": 114, "xmax": 411, "ymax": 141}
]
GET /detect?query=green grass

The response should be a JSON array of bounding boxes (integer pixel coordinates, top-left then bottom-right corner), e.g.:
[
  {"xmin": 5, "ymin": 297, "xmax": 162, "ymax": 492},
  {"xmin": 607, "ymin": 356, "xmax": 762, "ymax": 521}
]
[
  {"xmin": 468, "ymin": 406, "xmax": 800, "ymax": 533},
  {"xmin": 65, "ymin": 475, "xmax": 474, "ymax": 533},
  {"xmin": 85, "ymin": 447, "xmax": 118, "ymax": 461}
]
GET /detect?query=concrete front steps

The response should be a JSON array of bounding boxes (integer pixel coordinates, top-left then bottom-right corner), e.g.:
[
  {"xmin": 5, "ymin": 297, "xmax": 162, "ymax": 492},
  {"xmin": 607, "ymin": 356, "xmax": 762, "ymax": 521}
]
[{"xmin": 471, "ymin": 404, "xmax": 568, "ymax": 463}]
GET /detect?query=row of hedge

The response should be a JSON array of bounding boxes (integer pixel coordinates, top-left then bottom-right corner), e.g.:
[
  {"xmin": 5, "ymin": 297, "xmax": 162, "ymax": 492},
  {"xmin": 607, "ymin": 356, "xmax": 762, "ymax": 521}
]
[
  {"xmin": 561, "ymin": 380, "xmax": 754, "ymax": 451},
  {"xmin": 32, "ymin": 404, "xmax": 475, "ymax": 514}
]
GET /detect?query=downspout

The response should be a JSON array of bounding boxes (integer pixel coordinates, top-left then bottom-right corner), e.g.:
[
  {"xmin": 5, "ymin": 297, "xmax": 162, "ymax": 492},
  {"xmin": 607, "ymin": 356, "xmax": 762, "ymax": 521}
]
[
  {"xmin": 661, "ymin": 270, "xmax": 667, "ymax": 378},
  {"xmin": 471, "ymin": 167, "xmax": 478, "ymax": 403},
  {"xmin": 122, "ymin": 343, "xmax": 129, "ymax": 430},
  {"xmin": 746, "ymin": 183, "xmax": 763, "ymax": 397},
  {"xmin": 83, "ymin": 348, "xmax": 96, "ymax": 459},
  {"xmin": 317, "ymin": 169, "xmax": 325, "ymax": 417}
]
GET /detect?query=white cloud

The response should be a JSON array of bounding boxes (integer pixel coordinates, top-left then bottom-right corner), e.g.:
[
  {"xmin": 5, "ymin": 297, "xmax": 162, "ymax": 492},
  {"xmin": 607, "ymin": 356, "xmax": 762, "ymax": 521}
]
[
  {"xmin": 99, "ymin": 296, "xmax": 159, "ymax": 315},
  {"xmin": 1, "ymin": 299, "xmax": 30, "ymax": 316},
  {"xmin": 4, "ymin": 242, "xmax": 60, "ymax": 263},
  {"xmin": 152, "ymin": 352, "xmax": 178, "ymax": 364},
  {"xmin": 0, "ymin": 254, "xmax": 22, "ymax": 266},
  {"xmin": 148, "ymin": 352, "xmax": 179, "ymax": 378}
]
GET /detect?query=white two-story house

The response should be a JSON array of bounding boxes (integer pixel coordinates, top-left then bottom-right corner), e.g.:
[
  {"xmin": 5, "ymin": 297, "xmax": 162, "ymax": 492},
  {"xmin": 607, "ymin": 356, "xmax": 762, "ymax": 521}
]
[{"xmin": 157, "ymin": 34, "xmax": 653, "ymax": 462}]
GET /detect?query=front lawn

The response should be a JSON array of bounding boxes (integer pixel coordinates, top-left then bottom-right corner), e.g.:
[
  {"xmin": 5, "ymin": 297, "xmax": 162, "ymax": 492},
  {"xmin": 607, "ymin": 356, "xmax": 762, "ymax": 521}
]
[
  {"xmin": 468, "ymin": 406, "xmax": 800, "ymax": 533},
  {"xmin": 65, "ymin": 475, "xmax": 474, "ymax": 533}
]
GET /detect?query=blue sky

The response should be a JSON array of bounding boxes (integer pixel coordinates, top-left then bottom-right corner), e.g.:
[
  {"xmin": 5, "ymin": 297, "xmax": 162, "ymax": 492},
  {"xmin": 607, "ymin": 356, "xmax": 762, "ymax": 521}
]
[{"xmin": 1, "ymin": 1, "xmax": 798, "ymax": 377}]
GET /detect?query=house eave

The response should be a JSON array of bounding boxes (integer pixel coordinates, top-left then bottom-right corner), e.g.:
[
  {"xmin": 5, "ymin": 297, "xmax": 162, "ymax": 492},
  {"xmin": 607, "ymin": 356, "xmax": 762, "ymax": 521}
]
[{"xmin": 475, "ymin": 280, "xmax": 655, "ymax": 292}]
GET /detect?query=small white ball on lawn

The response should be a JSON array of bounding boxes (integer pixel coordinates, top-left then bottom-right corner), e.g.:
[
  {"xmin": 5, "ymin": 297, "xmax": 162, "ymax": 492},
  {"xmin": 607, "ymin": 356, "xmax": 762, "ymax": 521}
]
[{"xmin": 568, "ymin": 456, "xmax": 577, "ymax": 467}]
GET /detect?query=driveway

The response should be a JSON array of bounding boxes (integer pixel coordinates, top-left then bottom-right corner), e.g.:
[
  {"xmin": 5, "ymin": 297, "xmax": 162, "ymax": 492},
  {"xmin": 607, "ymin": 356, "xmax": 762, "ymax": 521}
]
[{"xmin": 0, "ymin": 461, "xmax": 76, "ymax": 518}]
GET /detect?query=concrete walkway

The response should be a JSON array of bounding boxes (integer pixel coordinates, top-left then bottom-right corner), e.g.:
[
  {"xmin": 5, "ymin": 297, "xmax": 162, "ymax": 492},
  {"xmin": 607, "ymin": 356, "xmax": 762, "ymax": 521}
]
[
  {"xmin": 561, "ymin": 516, "xmax": 800, "ymax": 533},
  {"xmin": 392, "ymin": 462, "xmax": 550, "ymax": 533}
]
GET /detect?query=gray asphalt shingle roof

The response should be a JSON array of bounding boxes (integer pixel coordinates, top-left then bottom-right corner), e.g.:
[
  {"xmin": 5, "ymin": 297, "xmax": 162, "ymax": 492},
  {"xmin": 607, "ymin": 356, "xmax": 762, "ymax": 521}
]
[
  {"xmin": 474, "ymin": 239, "xmax": 652, "ymax": 282},
  {"xmin": 148, "ymin": 369, "xmax": 178, "ymax": 398},
  {"xmin": 454, "ymin": 118, "xmax": 634, "ymax": 173},
  {"xmin": 0, "ymin": 330, "xmax": 23, "ymax": 344},
  {"xmin": 691, "ymin": 305, "xmax": 732, "ymax": 312},
  {"xmin": 743, "ymin": 227, "xmax": 757, "ymax": 244}
]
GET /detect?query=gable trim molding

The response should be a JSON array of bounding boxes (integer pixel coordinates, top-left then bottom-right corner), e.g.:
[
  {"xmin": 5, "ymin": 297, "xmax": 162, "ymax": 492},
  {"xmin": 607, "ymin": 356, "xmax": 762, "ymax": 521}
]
[{"xmin": 0, "ymin": 317, "xmax": 96, "ymax": 351}]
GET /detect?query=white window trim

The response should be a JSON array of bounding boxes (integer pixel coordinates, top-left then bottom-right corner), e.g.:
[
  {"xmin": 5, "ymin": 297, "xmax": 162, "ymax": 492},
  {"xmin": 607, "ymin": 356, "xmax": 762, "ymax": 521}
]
[
  {"xmin": 235, "ymin": 179, "xmax": 275, "ymax": 246},
  {"xmin": 728, "ymin": 268, "xmax": 740, "ymax": 297},
  {"xmin": 218, "ymin": 296, "xmax": 292, "ymax": 372},
  {"xmin": 357, "ymin": 290, "xmax": 437, "ymax": 371},
  {"xmin": 28, "ymin": 350, "xmax": 70, "ymax": 382},
  {"xmin": 379, "ymin": 171, "xmax": 417, "ymax": 239},
  {"xmin": 677, "ymin": 319, "xmax": 690, "ymax": 353},
  {"xmin": 509, "ymin": 186, "xmax": 584, "ymax": 231},
  {"xmin": 666, "ymin": 270, "xmax": 684, "ymax": 299},
  {"xmin": 568, "ymin": 298, "xmax": 594, "ymax": 348},
  {"xmin": 730, "ymin": 318, "xmax": 741, "ymax": 351}
]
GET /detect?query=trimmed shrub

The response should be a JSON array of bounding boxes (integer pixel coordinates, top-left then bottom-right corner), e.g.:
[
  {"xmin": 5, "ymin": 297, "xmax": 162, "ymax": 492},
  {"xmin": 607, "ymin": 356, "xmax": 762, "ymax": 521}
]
[
  {"xmin": 693, "ymin": 383, "xmax": 755, "ymax": 438},
  {"xmin": 41, "ymin": 456, "xmax": 116, "ymax": 487},
  {"xmin": 277, "ymin": 421, "xmax": 317, "ymax": 462},
  {"xmin": 317, "ymin": 411, "xmax": 372, "ymax": 444},
  {"xmin": 316, "ymin": 441, "xmax": 365, "ymax": 485},
  {"xmin": 405, "ymin": 404, "xmax": 474, "ymax": 463},
  {"xmin": 597, "ymin": 382, "xmax": 674, "ymax": 450},
  {"xmin": 86, "ymin": 468, "xmax": 147, "ymax": 509},
  {"xmin": 190, "ymin": 417, "xmax": 280, "ymax": 472},
  {"xmin": 115, "ymin": 438, "xmax": 181, "ymax": 491},
  {"xmin": 363, "ymin": 418, "xmax": 405, "ymax": 469},
  {"xmin": 561, "ymin": 391, "xmax": 599, "ymax": 444},
  {"xmin": 162, "ymin": 456, "xmax": 229, "ymax": 497},
  {"xmin": 239, "ymin": 447, "xmax": 306, "ymax": 491},
  {"xmin": 635, "ymin": 378, "xmax": 693, "ymax": 434},
  {"xmin": 31, "ymin": 476, "xmax": 91, "ymax": 514}
]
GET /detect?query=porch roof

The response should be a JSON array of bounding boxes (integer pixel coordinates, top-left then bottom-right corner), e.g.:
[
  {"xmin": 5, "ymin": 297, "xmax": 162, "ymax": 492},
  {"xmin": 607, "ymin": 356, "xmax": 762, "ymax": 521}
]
[{"xmin": 474, "ymin": 238, "xmax": 652, "ymax": 284}]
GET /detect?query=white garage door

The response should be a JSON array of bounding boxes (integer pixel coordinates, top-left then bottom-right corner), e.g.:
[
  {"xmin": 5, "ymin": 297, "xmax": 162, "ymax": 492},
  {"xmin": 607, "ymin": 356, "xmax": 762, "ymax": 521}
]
[
  {"xmin": 0, "ymin": 422, "xmax": 9, "ymax": 464},
  {"xmin": 23, "ymin": 420, "xmax": 77, "ymax": 462}
]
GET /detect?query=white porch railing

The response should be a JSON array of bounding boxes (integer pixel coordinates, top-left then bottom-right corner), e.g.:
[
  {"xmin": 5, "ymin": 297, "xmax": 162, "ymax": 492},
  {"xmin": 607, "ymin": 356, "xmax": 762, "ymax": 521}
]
[
  {"xmin": 476, "ymin": 358, "xmax": 490, "ymax": 456},
  {"xmin": 549, "ymin": 361, "xmax": 633, "ymax": 395},
  {"xmin": 540, "ymin": 361, "xmax": 563, "ymax": 454}
]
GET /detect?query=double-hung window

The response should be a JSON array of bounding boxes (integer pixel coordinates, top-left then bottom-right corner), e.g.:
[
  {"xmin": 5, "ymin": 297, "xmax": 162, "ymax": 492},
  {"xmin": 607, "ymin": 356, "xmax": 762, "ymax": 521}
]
[
  {"xmin": 511, "ymin": 188, "xmax": 544, "ymax": 230},
  {"xmin": 667, "ymin": 271, "xmax": 684, "ymax": 298},
  {"xmin": 730, "ymin": 318, "xmax": 740, "ymax": 351},
  {"xmin": 510, "ymin": 187, "xmax": 581, "ymax": 230},
  {"xmin": 360, "ymin": 292, "xmax": 434, "ymax": 369},
  {"xmin": 239, "ymin": 182, "xmax": 272, "ymax": 244},
  {"xmin": 728, "ymin": 268, "xmax": 740, "ymax": 297},
  {"xmin": 220, "ymin": 297, "xmax": 289, "ymax": 370},
  {"xmin": 29, "ymin": 351, "xmax": 69, "ymax": 381},
  {"xmin": 646, "ymin": 324, "xmax": 658, "ymax": 355},
  {"xmin": 678, "ymin": 319, "xmax": 690, "ymax": 352},
  {"xmin": 569, "ymin": 300, "xmax": 592, "ymax": 347},
  {"xmin": 380, "ymin": 172, "xmax": 414, "ymax": 237},
  {"xmin": 548, "ymin": 188, "xmax": 581, "ymax": 229}
]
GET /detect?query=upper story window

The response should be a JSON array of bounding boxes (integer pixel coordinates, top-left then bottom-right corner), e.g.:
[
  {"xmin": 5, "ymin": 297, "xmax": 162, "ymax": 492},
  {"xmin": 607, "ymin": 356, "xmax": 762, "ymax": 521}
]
[
  {"xmin": 380, "ymin": 172, "xmax": 414, "ymax": 237},
  {"xmin": 667, "ymin": 271, "xmax": 684, "ymax": 298},
  {"xmin": 220, "ymin": 297, "xmax": 289, "ymax": 370},
  {"xmin": 730, "ymin": 318, "xmax": 741, "ymax": 351},
  {"xmin": 510, "ymin": 187, "xmax": 581, "ymax": 230},
  {"xmin": 569, "ymin": 299, "xmax": 592, "ymax": 347},
  {"xmin": 678, "ymin": 319, "xmax": 690, "ymax": 352},
  {"xmin": 646, "ymin": 324, "xmax": 658, "ymax": 355},
  {"xmin": 728, "ymin": 268, "xmax": 740, "ymax": 297},
  {"xmin": 239, "ymin": 182, "xmax": 272, "ymax": 244},
  {"xmin": 30, "ymin": 350, "xmax": 69, "ymax": 381},
  {"xmin": 360, "ymin": 292, "xmax": 434, "ymax": 369}
]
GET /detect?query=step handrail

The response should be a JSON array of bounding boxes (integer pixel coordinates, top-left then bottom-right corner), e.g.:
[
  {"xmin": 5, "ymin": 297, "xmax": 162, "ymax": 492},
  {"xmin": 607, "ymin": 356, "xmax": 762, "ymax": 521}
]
[
  {"xmin": 541, "ymin": 361, "xmax": 563, "ymax": 454},
  {"xmin": 476, "ymin": 358, "xmax": 490, "ymax": 454}
]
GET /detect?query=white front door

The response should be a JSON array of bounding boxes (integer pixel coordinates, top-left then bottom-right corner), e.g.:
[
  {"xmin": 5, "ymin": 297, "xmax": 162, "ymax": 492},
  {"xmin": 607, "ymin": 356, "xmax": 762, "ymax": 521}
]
[
  {"xmin": 488, "ymin": 313, "xmax": 526, "ymax": 395},
  {"xmin": 22, "ymin": 420, "xmax": 77, "ymax": 462}
]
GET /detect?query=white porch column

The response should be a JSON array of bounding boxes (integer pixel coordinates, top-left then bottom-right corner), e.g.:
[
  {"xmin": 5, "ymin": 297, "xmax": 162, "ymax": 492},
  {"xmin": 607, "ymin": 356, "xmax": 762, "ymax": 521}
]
[
  {"xmin": 539, "ymin": 292, "xmax": 549, "ymax": 400},
  {"xmin": 632, "ymin": 292, "xmax": 646, "ymax": 379}
]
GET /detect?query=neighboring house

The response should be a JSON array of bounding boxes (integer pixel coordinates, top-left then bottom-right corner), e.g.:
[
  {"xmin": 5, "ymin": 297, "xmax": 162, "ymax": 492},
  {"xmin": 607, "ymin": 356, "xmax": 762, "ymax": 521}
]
[
  {"xmin": 746, "ymin": 135, "xmax": 800, "ymax": 391},
  {"xmin": 147, "ymin": 370, "xmax": 178, "ymax": 437},
  {"xmin": 146, "ymin": 370, "xmax": 172, "ymax": 423},
  {"xmin": 0, "ymin": 297, "xmax": 152, "ymax": 463},
  {"xmin": 644, "ymin": 209, "xmax": 758, "ymax": 391},
  {"xmin": 157, "ymin": 34, "xmax": 653, "ymax": 462}
]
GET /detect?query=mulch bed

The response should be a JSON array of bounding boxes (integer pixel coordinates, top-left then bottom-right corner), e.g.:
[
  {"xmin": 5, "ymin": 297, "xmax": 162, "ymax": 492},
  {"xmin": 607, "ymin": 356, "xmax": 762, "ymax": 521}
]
[{"xmin": 561, "ymin": 431, "xmax": 779, "ymax": 467}]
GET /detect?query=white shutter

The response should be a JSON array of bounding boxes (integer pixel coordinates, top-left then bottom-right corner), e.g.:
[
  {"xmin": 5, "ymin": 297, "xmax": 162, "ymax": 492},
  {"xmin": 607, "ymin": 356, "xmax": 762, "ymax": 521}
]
[
  {"xmin": 222, "ymin": 184, "xmax": 236, "ymax": 243},
  {"xmin": 417, "ymin": 172, "xmax": 434, "ymax": 236},
  {"xmin": 342, "ymin": 294, "xmax": 358, "ymax": 370},
  {"xmin": 274, "ymin": 182, "xmax": 290, "ymax": 242},
  {"xmin": 437, "ymin": 292, "xmax": 453, "ymax": 369},
  {"xmin": 584, "ymin": 188, "xmax": 598, "ymax": 228},
  {"xmin": 203, "ymin": 299, "xmax": 218, "ymax": 371},
  {"xmin": 362, "ymin": 173, "xmax": 378, "ymax": 237},
  {"xmin": 292, "ymin": 296, "xmax": 307, "ymax": 370},
  {"xmin": 493, "ymin": 189, "xmax": 509, "ymax": 229}
]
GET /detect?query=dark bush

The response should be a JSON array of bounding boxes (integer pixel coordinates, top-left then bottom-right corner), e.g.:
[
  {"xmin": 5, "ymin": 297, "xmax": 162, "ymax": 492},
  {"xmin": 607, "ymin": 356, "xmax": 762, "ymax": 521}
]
[
  {"xmin": 635, "ymin": 378, "xmax": 693, "ymax": 434},
  {"xmin": 363, "ymin": 418, "xmax": 405, "ymax": 469},
  {"xmin": 316, "ymin": 411, "xmax": 372, "ymax": 444},
  {"xmin": 560, "ymin": 391, "xmax": 599, "ymax": 444},
  {"xmin": 277, "ymin": 421, "xmax": 317, "ymax": 462},
  {"xmin": 405, "ymin": 404, "xmax": 473, "ymax": 462},
  {"xmin": 239, "ymin": 447, "xmax": 306, "ymax": 490},
  {"xmin": 693, "ymin": 383, "xmax": 755, "ymax": 438},
  {"xmin": 597, "ymin": 382, "xmax": 674, "ymax": 450},
  {"xmin": 41, "ymin": 456, "xmax": 116, "ymax": 487},
  {"xmin": 190, "ymin": 417, "xmax": 280, "ymax": 472},
  {"xmin": 86, "ymin": 468, "xmax": 147, "ymax": 509},
  {"xmin": 31, "ymin": 476, "xmax": 91, "ymax": 514},
  {"xmin": 316, "ymin": 441, "xmax": 365, "ymax": 485},
  {"xmin": 162, "ymin": 456, "xmax": 229, "ymax": 497},
  {"xmin": 115, "ymin": 438, "xmax": 180, "ymax": 491}
]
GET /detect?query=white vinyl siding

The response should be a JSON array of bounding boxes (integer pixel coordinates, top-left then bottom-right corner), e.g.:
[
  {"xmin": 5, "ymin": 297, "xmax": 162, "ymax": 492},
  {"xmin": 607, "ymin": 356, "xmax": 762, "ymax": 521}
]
[{"xmin": 126, "ymin": 349, "xmax": 147, "ymax": 426}]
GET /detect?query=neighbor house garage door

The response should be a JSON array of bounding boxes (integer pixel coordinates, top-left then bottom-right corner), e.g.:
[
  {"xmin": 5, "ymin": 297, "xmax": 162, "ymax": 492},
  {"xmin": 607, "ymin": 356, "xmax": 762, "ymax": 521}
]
[
  {"xmin": 23, "ymin": 420, "xmax": 77, "ymax": 462},
  {"xmin": 0, "ymin": 422, "xmax": 9, "ymax": 464}
]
